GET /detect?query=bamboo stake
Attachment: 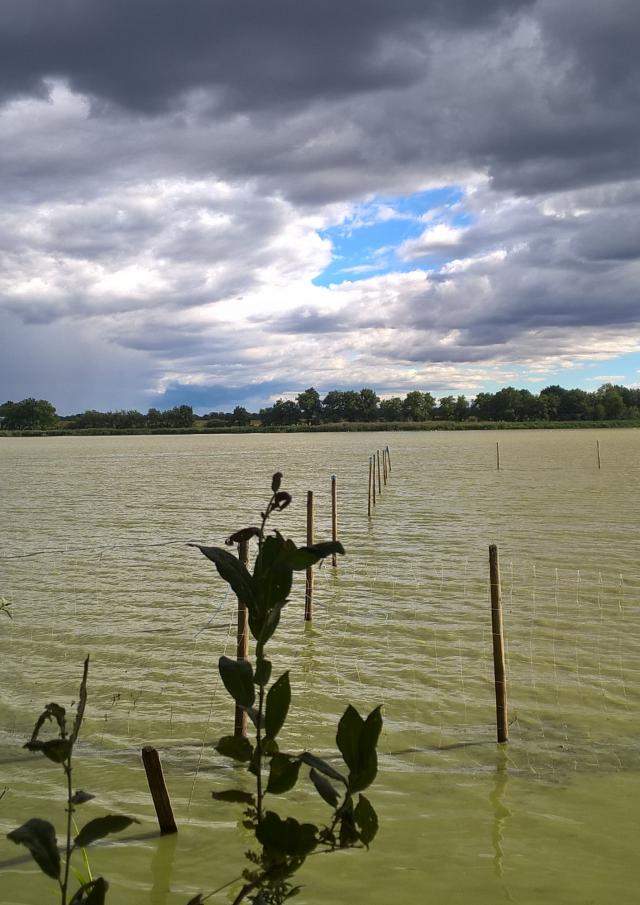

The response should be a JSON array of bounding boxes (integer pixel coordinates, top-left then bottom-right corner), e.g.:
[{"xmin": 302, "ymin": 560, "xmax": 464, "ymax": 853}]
[
  {"xmin": 496, "ymin": 441, "xmax": 500, "ymax": 471},
  {"xmin": 331, "ymin": 474, "xmax": 338, "ymax": 567},
  {"xmin": 235, "ymin": 539, "xmax": 250, "ymax": 738},
  {"xmin": 304, "ymin": 490, "xmax": 314, "ymax": 620},
  {"xmin": 596, "ymin": 439, "xmax": 601, "ymax": 469},
  {"xmin": 489, "ymin": 545, "xmax": 509, "ymax": 744},
  {"xmin": 142, "ymin": 747, "xmax": 178, "ymax": 834},
  {"xmin": 377, "ymin": 449, "xmax": 382, "ymax": 494},
  {"xmin": 368, "ymin": 457, "xmax": 372, "ymax": 516}
]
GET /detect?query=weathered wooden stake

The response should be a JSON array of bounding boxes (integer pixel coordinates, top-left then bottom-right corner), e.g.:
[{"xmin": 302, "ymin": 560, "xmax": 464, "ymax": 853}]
[
  {"xmin": 596, "ymin": 439, "xmax": 601, "ymax": 469},
  {"xmin": 489, "ymin": 545, "xmax": 509, "ymax": 744},
  {"xmin": 377, "ymin": 449, "xmax": 382, "ymax": 494},
  {"xmin": 142, "ymin": 746, "xmax": 178, "ymax": 834},
  {"xmin": 304, "ymin": 490, "xmax": 314, "ymax": 620},
  {"xmin": 386, "ymin": 445, "xmax": 392, "ymax": 473},
  {"xmin": 372, "ymin": 454, "xmax": 377, "ymax": 506},
  {"xmin": 235, "ymin": 539, "xmax": 250, "ymax": 737},
  {"xmin": 496, "ymin": 441, "xmax": 501, "ymax": 471},
  {"xmin": 368, "ymin": 458, "xmax": 373, "ymax": 516},
  {"xmin": 331, "ymin": 474, "xmax": 338, "ymax": 567},
  {"xmin": 383, "ymin": 448, "xmax": 387, "ymax": 485}
]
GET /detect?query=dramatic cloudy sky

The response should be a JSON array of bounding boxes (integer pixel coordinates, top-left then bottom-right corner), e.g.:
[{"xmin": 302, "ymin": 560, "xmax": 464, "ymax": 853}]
[{"xmin": 1, "ymin": 0, "xmax": 639, "ymax": 413}]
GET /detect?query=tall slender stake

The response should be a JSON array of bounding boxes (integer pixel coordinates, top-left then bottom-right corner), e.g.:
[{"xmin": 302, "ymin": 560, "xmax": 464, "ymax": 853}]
[
  {"xmin": 382, "ymin": 448, "xmax": 387, "ymax": 485},
  {"xmin": 372, "ymin": 454, "xmax": 376, "ymax": 506},
  {"xmin": 596, "ymin": 439, "xmax": 601, "ymax": 469},
  {"xmin": 386, "ymin": 445, "xmax": 392, "ymax": 473},
  {"xmin": 368, "ymin": 457, "xmax": 373, "ymax": 516},
  {"xmin": 496, "ymin": 441, "xmax": 501, "ymax": 471},
  {"xmin": 377, "ymin": 449, "xmax": 382, "ymax": 494},
  {"xmin": 235, "ymin": 539, "xmax": 250, "ymax": 737},
  {"xmin": 331, "ymin": 474, "xmax": 338, "ymax": 567},
  {"xmin": 489, "ymin": 545, "xmax": 509, "ymax": 744},
  {"xmin": 304, "ymin": 490, "xmax": 314, "ymax": 620}
]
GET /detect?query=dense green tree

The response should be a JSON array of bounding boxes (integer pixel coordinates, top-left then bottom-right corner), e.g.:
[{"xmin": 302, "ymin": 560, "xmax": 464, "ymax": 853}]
[
  {"xmin": 379, "ymin": 397, "xmax": 405, "ymax": 421},
  {"xmin": 454, "ymin": 395, "xmax": 470, "ymax": 420},
  {"xmin": 260, "ymin": 399, "xmax": 300, "ymax": 426},
  {"xmin": 403, "ymin": 391, "xmax": 435, "ymax": 421},
  {"xmin": 0, "ymin": 398, "xmax": 58, "ymax": 430},
  {"xmin": 358, "ymin": 387, "xmax": 380, "ymax": 421},
  {"xmin": 436, "ymin": 396, "xmax": 456, "ymax": 420},
  {"xmin": 232, "ymin": 405, "xmax": 251, "ymax": 426},
  {"xmin": 297, "ymin": 387, "xmax": 323, "ymax": 424}
]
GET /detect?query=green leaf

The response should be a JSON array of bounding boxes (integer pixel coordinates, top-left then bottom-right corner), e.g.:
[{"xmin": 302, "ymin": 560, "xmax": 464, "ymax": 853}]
[
  {"xmin": 7, "ymin": 818, "xmax": 60, "ymax": 879},
  {"xmin": 297, "ymin": 752, "xmax": 347, "ymax": 785},
  {"xmin": 241, "ymin": 705, "xmax": 264, "ymax": 730},
  {"xmin": 74, "ymin": 815, "xmax": 137, "ymax": 848},
  {"xmin": 193, "ymin": 545, "xmax": 256, "ymax": 612},
  {"xmin": 336, "ymin": 705, "xmax": 364, "ymax": 773},
  {"xmin": 251, "ymin": 599, "xmax": 286, "ymax": 649},
  {"xmin": 185, "ymin": 897, "xmax": 205, "ymax": 905},
  {"xmin": 354, "ymin": 795, "xmax": 379, "ymax": 846},
  {"xmin": 69, "ymin": 877, "xmax": 109, "ymax": 905},
  {"xmin": 219, "ymin": 656, "xmax": 255, "ymax": 708},
  {"xmin": 265, "ymin": 672, "xmax": 291, "ymax": 740},
  {"xmin": 216, "ymin": 734, "xmax": 253, "ymax": 762},
  {"xmin": 253, "ymin": 535, "xmax": 294, "ymax": 614},
  {"xmin": 211, "ymin": 789, "xmax": 255, "ymax": 805},
  {"xmin": 287, "ymin": 541, "xmax": 346, "ymax": 570},
  {"xmin": 254, "ymin": 658, "xmax": 272, "ymax": 686},
  {"xmin": 266, "ymin": 753, "xmax": 301, "ymax": 794},
  {"xmin": 309, "ymin": 767, "xmax": 339, "ymax": 807},
  {"xmin": 24, "ymin": 738, "xmax": 72, "ymax": 764},
  {"xmin": 256, "ymin": 811, "xmax": 318, "ymax": 857}
]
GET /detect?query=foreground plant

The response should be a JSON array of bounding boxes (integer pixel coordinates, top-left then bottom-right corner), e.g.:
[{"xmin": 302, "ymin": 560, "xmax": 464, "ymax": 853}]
[
  {"xmin": 7, "ymin": 656, "xmax": 136, "ymax": 904},
  {"xmin": 189, "ymin": 473, "xmax": 382, "ymax": 905}
]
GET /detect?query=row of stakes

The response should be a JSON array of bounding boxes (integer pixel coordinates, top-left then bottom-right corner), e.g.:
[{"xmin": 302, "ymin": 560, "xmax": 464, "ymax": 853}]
[{"xmin": 141, "ymin": 445, "xmax": 511, "ymax": 835}]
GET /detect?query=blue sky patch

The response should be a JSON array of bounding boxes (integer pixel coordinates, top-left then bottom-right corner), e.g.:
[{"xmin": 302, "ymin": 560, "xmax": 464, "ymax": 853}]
[{"xmin": 314, "ymin": 186, "xmax": 469, "ymax": 286}]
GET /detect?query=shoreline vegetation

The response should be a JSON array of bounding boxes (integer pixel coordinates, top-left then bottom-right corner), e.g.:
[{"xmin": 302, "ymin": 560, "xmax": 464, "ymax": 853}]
[
  {"xmin": 2, "ymin": 383, "xmax": 640, "ymax": 436},
  {"xmin": 1, "ymin": 419, "xmax": 638, "ymax": 437}
]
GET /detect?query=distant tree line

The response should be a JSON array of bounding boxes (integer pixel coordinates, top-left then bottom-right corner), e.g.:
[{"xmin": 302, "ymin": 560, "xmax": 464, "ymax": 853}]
[{"xmin": 2, "ymin": 384, "xmax": 639, "ymax": 432}]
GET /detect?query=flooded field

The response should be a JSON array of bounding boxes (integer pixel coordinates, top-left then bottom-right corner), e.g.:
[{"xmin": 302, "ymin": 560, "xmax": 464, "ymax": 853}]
[{"xmin": 1, "ymin": 429, "xmax": 639, "ymax": 904}]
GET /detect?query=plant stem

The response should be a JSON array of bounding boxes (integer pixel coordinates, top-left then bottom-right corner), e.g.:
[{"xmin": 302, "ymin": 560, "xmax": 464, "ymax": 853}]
[
  {"xmin": 255, "ymin": 681, "xmax": 265, "ymax": 825},
  {"xmin": 61, "ymin": 761, "xmax": 74, "ymax": 905}
]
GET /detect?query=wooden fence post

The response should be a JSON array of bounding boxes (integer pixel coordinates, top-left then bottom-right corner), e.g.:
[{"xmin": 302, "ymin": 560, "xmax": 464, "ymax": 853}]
[
  {"xmin": 305, "ymin": 491, "xmax": 314, "ymax": 620},
  {"xmin": 142, "ymin": 746, "xmax": 178, "ymax": 834},
  {"xmin": 377, "ymin": 449, "xmax": 382, "ymax": 494},
  {"xmin": 489, "ymin": 545, "xmax": 509, "ymax": 743},
  {"xmin": 331, "ymin": 474, "xmax": 338, "ymax": 567},
  {"xmin": 368, "ymin": 457, "xmax": 372, "ymax": 517}
]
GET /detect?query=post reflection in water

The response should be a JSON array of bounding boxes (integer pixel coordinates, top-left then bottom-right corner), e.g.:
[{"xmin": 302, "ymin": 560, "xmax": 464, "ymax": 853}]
[
  {"xmin": 150, "ymin": 833, "xmax": 178, "ymax": 905},
  {"xmin": 489, "ymin": 749, "xmax": 512, "ymax": 899}
]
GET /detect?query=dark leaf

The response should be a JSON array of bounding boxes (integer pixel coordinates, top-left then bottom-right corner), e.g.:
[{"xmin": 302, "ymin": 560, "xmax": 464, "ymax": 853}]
[
  {"xmin": 271, "ymin": 472, "xmax": 283, "ymax": 492},
  {"xmin": 185, "ymin": 897, "xmax": 205, "ymax": 905},
  {"xmin": 70, "ymin": 655, "xmax": 89, "ymax": 745},
  {"xmin": 71, "ymin": 790, "xmax": 96, "ymax": 806},
  {"xmin": 272, "ymin": 491, "xmax": 292, "ymax": 511},
  {"xmin": 251, "ymin": 599, "xmax": 286, "ymax": 649},
  {"xmin": 297, "ymin": 753, "xmax": 346, "ymax": 785},
  {"xmin": 74, "ymin": 815, "xmax": 137, "ymax": 848},
  {"xmin": 192, "ymin": 545, "xmax": 256, "ymax": 612},
  {"xmin": 25, "ymin": 738, "xmax": 72, "ymax": 764},
  {"xmin": 225, "ymin": 527, "xmax": 261, "ymax": 546},
  {"xmin": 254, "ymin": 658, "xmax": 272, "ymax": 686},
  {"xmin": 354, "ymin": 795, "xmax": 379, "ymax": 846},
  {"xmin": 263, "ymin": 737, "xmax": 279, "ymax": 757},
  {"xmin": 7, "ymin": 818, "xmax": 60, "ymax": 879},
  {"xmin": 211, "ymin": 789, "xmax": 255, "ymax": 805},
  {"xmin": 309, "ymin": 768, "xmax": 339, "ymax": 808},
  {"xmin": 265, "ymin": 672, "xmax": 291, "ymax": 741},
  {"xmin": 219, "ymin": 656, "xmax": 255, "ymax": 708},
  {"xmin": 256, "ymin": 811, "xmax": 317, "ymax": 857},
  {"xmin": 336, "ymin": 705, "xmax": 364, "ymax": 773},
  {"xmin": 25, "ymin": 702, "xmax": 67, "ymax": 749},
  {"xmin": 266, "ymin": 753, "xmax": 301, "ymax": 794},
  {"xmin": 287, "ymin": 541, "xmax": 346, "ymax": 571},
  {"xmin": 216, "ymin": 735, "xmax": 253, "ymax": 762},
  {"xmin": 349, "ymin": 706, "xmax": 383, "ymax": 793},
  {"xmin": 69, "ymin": 877, "xmax": 109, "ymax": 905}
]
